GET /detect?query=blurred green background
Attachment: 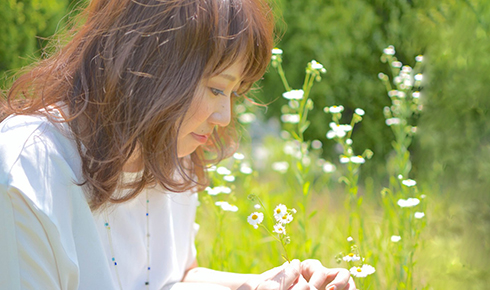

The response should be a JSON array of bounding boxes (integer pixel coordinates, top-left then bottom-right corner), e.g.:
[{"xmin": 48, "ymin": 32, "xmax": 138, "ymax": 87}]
[{"xmin": 2, "ymin": 0, "xmax": 490, "ymax": 288}]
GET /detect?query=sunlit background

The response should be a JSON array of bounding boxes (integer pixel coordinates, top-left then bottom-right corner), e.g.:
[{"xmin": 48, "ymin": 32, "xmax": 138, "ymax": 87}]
[{"xmin": 2, "ymin": 0, "xmax": 490, "ymax": 289}]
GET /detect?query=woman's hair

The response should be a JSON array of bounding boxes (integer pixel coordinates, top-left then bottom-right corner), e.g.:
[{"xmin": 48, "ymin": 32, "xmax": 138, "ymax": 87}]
[{"xmin": 4, "ymin": 0, "xmax": 274, "ymax": 210}]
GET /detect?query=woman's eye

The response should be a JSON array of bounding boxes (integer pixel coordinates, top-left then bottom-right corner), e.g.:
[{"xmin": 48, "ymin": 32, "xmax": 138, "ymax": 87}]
[{"xmin": 210, "ymin": 88, "xmax": 225, "ymax": 96}]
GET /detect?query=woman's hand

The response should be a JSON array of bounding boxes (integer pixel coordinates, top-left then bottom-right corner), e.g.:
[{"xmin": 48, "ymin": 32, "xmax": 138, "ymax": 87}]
[
  {"xmin": 238, "ymin": 259, "xmax": 311, "ymax": 290},
  {"xmin": 300, "ymin": 260, "xmax": 356, "ymax": 290}
]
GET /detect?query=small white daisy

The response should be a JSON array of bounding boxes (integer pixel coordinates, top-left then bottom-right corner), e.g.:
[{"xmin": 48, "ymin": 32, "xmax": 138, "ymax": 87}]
[
  {"xmin": 274, "ymin": 204, "xmax": 288, "ymax": 219},
  {"xmin": 281, "ymin": 114, "xmax": 300, "ymax": 124},
  {"xmin": 347, "ymin": 236, "xmax": 354, "ymax": 242},
  {"xmin": 326, "ymin": 105, "xmax": 344, "ymax": 114},
  {"xmin": 240, "ymin": 164, "xmax": 253, "ymax": 175},
  {"xmin": 272, "ymin": 48, "xmax": 283, "ymax": 55},
  {"xmin": 402, "ymin": 179, "xmax": 417, "ymax": 187},
  {"xmin": 383, "ymin": 45, "xmax": 395, "ymax": 55},
  {"xmin": 355, "ymin": 108, "xmax": 365, "ymax": 116},
  {"xmin": 205, "ymin": 186, "xmax": 232, "ymax": 196},
  {"xmin": 350, "ymin": 264, "xmax": 376, "ymax": 278},
  {"xmin": 217, "ymin": 166, "xmax": 232, "ymax": 175},
  {"xmin": 414, "ymin": 212, "xmax": 425, "ymax": 219},
  {"xmin": 215, "ymin": 201, "xmax": 238, "ymax": 212},
  {"xmin": 223, "ymin": 175, "xmax": 235, "ymax": 182},
  {"xmin": 343, "ymin": 253, "xmax": 361, "ymax": 262},
  {"xmin": 247, "ymin": 212, "xmax": 264, "ymax": 229},
  {"xmin": 397, "ymin": 198, "xmax": 420, "ymax": 208},
  {"xmin": 277, "ymin": 213, "xmax": 293, "ymax": 224},
  {"xmin": 310, "ymin": 60, "xmax": 324, "ymax": 70},
  {"xmin": 391, "ymin": 235, "xmax": 402, "ymax": 242},
  {"xmin": 233, "ymin": 153, "xmax": 245, "ymax": 160},
  {"xmin": 350, "ymin": 156, "xmax": 365, "ymax": 164},
  {"xmin": 282, "ymin": 89, "xmax": 304, "ymax": 100},
  {"xmin": 273, "ymin": 223, "xmax": 286, "ymax": 234}
]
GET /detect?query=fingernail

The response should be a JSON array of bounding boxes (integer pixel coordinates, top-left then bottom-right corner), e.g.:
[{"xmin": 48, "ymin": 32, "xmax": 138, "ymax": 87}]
[{"xmin": 328, "ymin": 286, "xmax": 336, "ymax": 290}]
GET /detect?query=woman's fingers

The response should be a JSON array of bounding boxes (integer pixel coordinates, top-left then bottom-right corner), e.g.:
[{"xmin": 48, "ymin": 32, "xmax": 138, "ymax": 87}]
[
  {"xmin": 270, "ymin": 259, "xmax": 301, "ymax": 289},
  {"xmin": 241, "ymin": 259, "xmax": 303, "ymax": 290},
  {"xmin": 300, "ymin": 260, "xmax": 355, "ymax": 290},
  {"xmin": 324, "ymin": 269, "xmax": 352, "ymax": 290}
]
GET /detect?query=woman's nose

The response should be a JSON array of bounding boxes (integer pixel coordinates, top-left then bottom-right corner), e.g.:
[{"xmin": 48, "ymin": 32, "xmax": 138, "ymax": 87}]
[{"xmin": 209, "ymin": 98, "xmax": 231, "ymax": 127}]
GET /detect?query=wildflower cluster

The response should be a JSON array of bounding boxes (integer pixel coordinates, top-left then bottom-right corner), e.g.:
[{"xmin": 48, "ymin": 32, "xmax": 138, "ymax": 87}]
[
  {"xmin": 337, "ymin": 243, "xmax": 376, "ymax": 279},
  {"xmin": 247, "ymin": 194, "xmax": 296, "ymax": 262},
  {"xmin": 378, "ymin": 45, "xmax": 427, "ymax": 289}
]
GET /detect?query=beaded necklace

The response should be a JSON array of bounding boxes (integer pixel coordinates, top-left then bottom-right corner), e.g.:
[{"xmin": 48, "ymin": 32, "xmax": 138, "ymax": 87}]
[{"xmin": 103, "ymin": 191, "xmax": 151, "ymax": 289}]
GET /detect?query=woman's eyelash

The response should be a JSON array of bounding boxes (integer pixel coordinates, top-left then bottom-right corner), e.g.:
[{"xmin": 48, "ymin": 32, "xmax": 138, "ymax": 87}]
[
  {"xmin": 210, "ymin": 87, "xmax": 239, "ymax": 97},
  {"xmin": 210, "ymin": 88, "xmax": 225, "ymax": 96}
]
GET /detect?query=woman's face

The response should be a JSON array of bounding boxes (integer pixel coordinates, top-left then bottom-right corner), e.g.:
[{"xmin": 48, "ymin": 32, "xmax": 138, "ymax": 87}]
[{"xmin": 177, "ymin": 60, "xmax": 245, "ymax": 157}]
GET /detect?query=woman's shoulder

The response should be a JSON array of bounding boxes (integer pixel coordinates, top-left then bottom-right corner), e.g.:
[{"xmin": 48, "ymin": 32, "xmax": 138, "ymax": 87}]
[{"xmin": 0, "ymin": 111, "xmax": 80, "ymax": 180}]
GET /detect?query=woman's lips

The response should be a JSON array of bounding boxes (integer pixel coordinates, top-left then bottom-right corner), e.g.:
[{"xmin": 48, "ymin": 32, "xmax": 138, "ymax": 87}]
[{"xmin": 190, "ymin": 133, "xmax": 209, "ymax": 144}]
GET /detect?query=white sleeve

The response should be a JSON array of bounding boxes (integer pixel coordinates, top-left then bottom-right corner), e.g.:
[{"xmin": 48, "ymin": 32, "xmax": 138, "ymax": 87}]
[{"xmin": 0, "ymin": 116, "xmax": 115, "ymax": 290}]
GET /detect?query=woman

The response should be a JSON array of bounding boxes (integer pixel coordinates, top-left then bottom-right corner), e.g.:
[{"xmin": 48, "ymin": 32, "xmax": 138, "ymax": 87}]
[{"xmin": 0, "ymin": 0, "xmax": 356, "ymax": 289}]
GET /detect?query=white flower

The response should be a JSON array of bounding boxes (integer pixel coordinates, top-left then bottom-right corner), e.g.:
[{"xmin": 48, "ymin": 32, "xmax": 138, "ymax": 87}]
[
  {"xmin": 322, "ymin": 162, "xmax": 336, "ymax": 173},
  {"xmin": 392, "ymin": 61, "xmax": 402, "ymax": 68},
  {"xmin": 276, "ymin": 213, "xmax": 293, "ymax": 224},
  {"xmin": 282, "ymin": 90, "xmax": 304, "ymax": 100},
  {"xmin": 326, "ymin": 123, "xmax": 352, "ymax": 139},
  {"xmin": 272, "ymin": 161, "xmax": 289, "ymax": 174},
  {"xmin": 206, "ymin": 165, "xmax": 217, "ymax": 172},
  {"xmin": 281, "ymin": 114, "xmax": 300, "ymax": 124},
  {"xmin": 350, "ymin": 156, "xmax": 365, "ymax": 164},
  {"xmin": 215, "ymin": 201, "xmax": 238, "ymax": 212},
  {"xmin": 247, "ymin": 212, "xmax": 264, "ymax": 229},
  {"xmin": 223, "ymin": 175, "xmax": 235, "ymax": 182},
  {"xmin": 383, "ymin": 45, "xmax": 395, "ymax": 55},
  {"xmin": 391, "ymin": 235, "xmax": 402, "ymax": 242},
  {"xmin": 311, "ymin": 60, "xmax": 324, "ymax": 70},
  {"xmin": 413, "ymin": 91, "xmax": 420, "ymax": 98},
  {"xmin": 414, "ymin": 74, "xmax": 423, "ymax": 81},
  {"xmin": 254, "ymin": 204, "xmax": 261, "ymax": 209},
  {"xmin": 386, "ymin": 118, "xmax": 401, "ymax": 126},
  {"xmin": 240, "ymin": 164, "xmax": 253, "ymax": 174},
  {"xmin": 340, "ymin": 156, "xmax": 350, "ymax": 163},
  {"xmin": 355, "ymin": 108, "xmax": 365, "ymax": 116},
  {"xmin": 238, "ymin": 113, "xmax": 256, "ymax": 124},
  {"xmin": 350, "ymin": 264, "xmax": 376, "ymax": 278},
  {"xmin": 325, "ymin": 105, "xmax": 344, "ymax": 113},
  {"xmin": 272, "ymin": 48, "xmax": 283, "ymax": 55},
  {"xmin": 291, "ymin": 208, "xmax": 297, "ymax": 214},
  {"xmin": 233, "ymin": 153, "xmax": 245, "ymax": 160},
  {"xmin": 346, "ymin": 139, "xmax": 353, "ymax": 145},
  {"xmin": 217, "ymin": 167, "xmax": 231, "ymax": 175},
  {"xmin": 343, "ymin": 253, "xmax": 361, "ymax": 262},
  {"xmin": 347, "ymin": 236, "xmax": 354, "ymax": 242},
  {"xmin": 415, "ymin": 55, "xmax": 424, "ymax": 62},
  {"xmin": 397, "ymin": 198, "xmax": 420, "ymax": 208},
  {"xmin": 205, "ymin": 186, "xmax": 232, "ymax": 196},
  {"xmin": 274, "ymin": 204, "xmax": 288, "ymax": 219},
  {"xmin": 388, "ymin": 90, "xmax": 398, "ymax": 97},
  {"xmin": 273, "ymin": 223, "xmax": 286, "ymax": 234},
  {"xmin": 414, "ymin": 212, "xmax": 425, "ymax": 219},
  {"xmin": 402, "ymin": 179, "xmax": 417, "ymax": 187},
  {"xmin": 397, "ymin": 91, "xmax": 406, "ymax": 98}
]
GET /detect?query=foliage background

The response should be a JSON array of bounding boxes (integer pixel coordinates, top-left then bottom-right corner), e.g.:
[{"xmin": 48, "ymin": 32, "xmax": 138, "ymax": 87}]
[{"xmin": 2, "ymin": 0, "xmax": 490, "ymax": 289}]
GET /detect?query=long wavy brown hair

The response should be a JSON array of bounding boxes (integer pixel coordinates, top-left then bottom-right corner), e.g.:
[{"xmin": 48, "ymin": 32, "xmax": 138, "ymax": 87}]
[{"xmin": 3, "ymin": 0, "xmax": 274, "ymax": 210}]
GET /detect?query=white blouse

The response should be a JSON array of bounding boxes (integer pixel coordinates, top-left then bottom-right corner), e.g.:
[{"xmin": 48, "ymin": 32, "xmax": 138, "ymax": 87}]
[{"xmin": 0, "ymin": 113, "xmax": 198, "ymax": 290}]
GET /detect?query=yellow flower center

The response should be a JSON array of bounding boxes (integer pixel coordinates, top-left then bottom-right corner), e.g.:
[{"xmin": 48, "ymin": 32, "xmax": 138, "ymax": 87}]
[
  {"xmin": 252, "ymin": 214, "xmax": 258, "ymax": 220},
  {"xmin": 357, "ymin": 268, "xmax": 362, "ymax": 272},
  {"xmin": 348, "ymin": 253, "xmax": 354, "ymax": 257}
]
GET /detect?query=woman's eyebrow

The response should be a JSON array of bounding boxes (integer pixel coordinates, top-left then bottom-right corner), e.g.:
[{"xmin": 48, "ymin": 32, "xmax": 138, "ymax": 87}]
[{"xmin": 217, "ymin": 73, "xmax": 237, "ymax": 82}]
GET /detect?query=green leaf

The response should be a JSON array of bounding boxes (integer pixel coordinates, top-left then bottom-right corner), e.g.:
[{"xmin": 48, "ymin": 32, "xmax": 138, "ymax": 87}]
[
  {"xmin": 300, "ymin": 120, "xmax": 310, "ymax": 133},
  {"xmin": 308, "ymin": 210, "xmax": 318, "ymax": 219}
]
